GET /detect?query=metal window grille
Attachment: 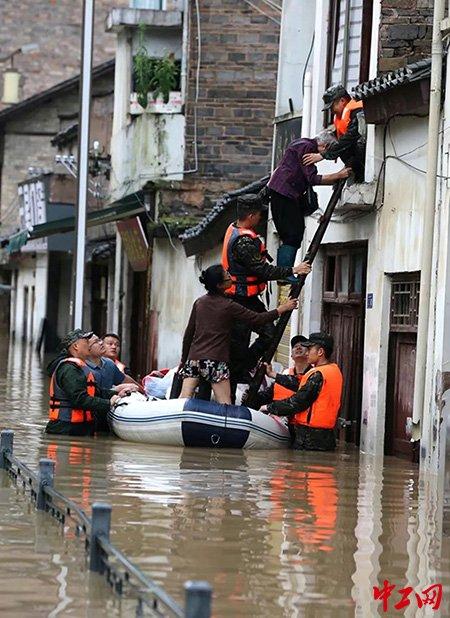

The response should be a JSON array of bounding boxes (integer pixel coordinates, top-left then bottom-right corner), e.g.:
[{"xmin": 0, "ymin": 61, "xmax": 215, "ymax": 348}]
[{"xmin": 390, "ymin": 279, "xmax": 420, "ymax": 331}]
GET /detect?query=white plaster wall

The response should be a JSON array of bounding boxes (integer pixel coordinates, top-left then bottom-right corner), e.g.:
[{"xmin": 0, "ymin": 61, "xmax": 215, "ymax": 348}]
[
  {"xmin": 110, "ymin": 27, "xmax": 185, "ymax": 202},
  {"xmin": 13, "ymin": 253, "xmax": 48, "ymax": 343},
  {"xmin": 150, "ymin": 238, "xmax": 221, "ymax": 368},
  {"xmin": 301, "ymin": 117, "xmax": 429, "ymax": 456},
  {"xmin": 275, "ymin": 0, "xmax": 316, "ymax": 116}
]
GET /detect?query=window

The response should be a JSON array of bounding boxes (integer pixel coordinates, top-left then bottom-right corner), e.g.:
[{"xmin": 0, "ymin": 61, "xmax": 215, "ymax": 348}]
[
  {"xmin": 389, "ymin": 274, "xmax": 420, "ymax": 332},
  {"xmin": 129, "ymin": 0, "xmax": 163, "ymax": 8},
  {"xmin": 326, "ymin": 0, "xmax": 373, "ymax": 92},
  {"xmin": 323, "ymin": 244, "xmax": 367, "ymax": 302}
]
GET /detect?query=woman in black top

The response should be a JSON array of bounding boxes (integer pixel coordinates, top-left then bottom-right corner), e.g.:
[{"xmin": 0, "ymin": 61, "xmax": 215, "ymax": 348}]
[{"xmin": 179, "ymin": 264, "xmax": 297, "ymax": 404}]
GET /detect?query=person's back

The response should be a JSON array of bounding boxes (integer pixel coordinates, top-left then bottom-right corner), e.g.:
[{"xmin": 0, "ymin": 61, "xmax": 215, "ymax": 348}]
[
  {"xmin": 268, "ymin": 138, "xmax": 320, "ymax": 200},
  {"xmin": 179, "ymin": 265, "xmax": 297, "ymax": 403}
]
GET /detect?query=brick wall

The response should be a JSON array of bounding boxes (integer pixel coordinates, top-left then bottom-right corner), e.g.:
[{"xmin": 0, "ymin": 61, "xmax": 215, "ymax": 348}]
[
  {"xmin": 379, "ymin": 0, "xmax": 433, "ymax": 73},
  {"xmin": 0, "ymin": 0, "xmax": 127, "ymax": 108},
  {"xmin": 183, "ymin": 0, "xmax": 280, "ymax": 206},
  {"xmin": 0, "ymin": 73, "xmax": 114, "ymax": 234}
]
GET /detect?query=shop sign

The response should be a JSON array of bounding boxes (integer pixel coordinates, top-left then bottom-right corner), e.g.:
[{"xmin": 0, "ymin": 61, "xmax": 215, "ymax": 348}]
[{"xmin": 117, "ymin": 217, "xmax": 149, "ymax": 271}]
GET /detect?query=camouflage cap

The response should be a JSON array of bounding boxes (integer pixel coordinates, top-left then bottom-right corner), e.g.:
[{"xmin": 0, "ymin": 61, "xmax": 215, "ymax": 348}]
[
  {"xmin": 290, "ymin": 335, "xmax": 309, "ymax": 348},
  {"xmin": 302, "ymin": 332, "xmax": 334, "ymax": 355},
  {"xmin": 322, "ymin": 84, "xmax": 350, "ymax": 110},
  {"xmin": 60, "ymin": 329, "xmax": 94, "ymax": 351},
  {"xmin": 236, "ymin": 194, "xmax": 268, "ymax": 213}
]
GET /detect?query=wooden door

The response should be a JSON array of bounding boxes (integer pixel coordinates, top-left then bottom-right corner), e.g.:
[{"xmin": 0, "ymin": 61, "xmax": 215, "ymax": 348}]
[
  {"xmin": 385, "ymin": 274, "xmax": 420, "ymax": 462},
  {"xmin": 323, "ymin": 303, "xmax": 364, "ymax": 443},
  {"xmin": 322, "ymin": 243, "xmax": 367, "ymax": 444},
  {"xmin": 91, "ymin": 263, "xmax": 108, "ymax": 336},
  {"xmin": 386, "ymin": 333, "xmax": 417, "ymax": 460}
]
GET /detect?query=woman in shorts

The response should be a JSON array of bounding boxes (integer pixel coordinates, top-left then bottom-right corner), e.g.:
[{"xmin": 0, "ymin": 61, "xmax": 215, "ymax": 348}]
[{"xmin": 179, "ymin": 264, "xmax": 296, "ymax": 404}]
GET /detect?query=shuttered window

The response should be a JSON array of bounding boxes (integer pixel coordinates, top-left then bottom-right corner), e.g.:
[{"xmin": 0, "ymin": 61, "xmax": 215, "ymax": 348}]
[
  {"xmin": 330, "ymin": 0, "xmax": 363, "ymax": 91},
  {"xmin": 327, "ymin": 0, "xmax": 372, "ymax": 94}
]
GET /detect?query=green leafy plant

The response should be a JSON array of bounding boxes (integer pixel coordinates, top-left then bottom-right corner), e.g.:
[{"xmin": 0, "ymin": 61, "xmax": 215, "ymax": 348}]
[
  {"xmin": 133, "ymin": 25, "xmax": 180, "ymax": 108},
  {"xmin": 150, "ymin": 54, "xmax": 178, "ymax": 104},
  {"xmin": 134, "ymin": 25, "xmax": 156, "ymax": 108}
]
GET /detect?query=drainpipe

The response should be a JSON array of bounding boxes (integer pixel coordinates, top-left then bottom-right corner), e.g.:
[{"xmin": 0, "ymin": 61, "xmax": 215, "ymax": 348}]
[
  {"xmin": 180, "ymin": 0, "xmax": 190, "ymax": 103},
  {"xmin": 290, "ymin": 70, "xmax": 313, "ymax": 353},
  {"xmin": 301, "ymin": 71, "xmax": 312, "ymax": 139},
  {"xmin": 412, "ymin": 0, "xmax": 445, "ymax": 438}
]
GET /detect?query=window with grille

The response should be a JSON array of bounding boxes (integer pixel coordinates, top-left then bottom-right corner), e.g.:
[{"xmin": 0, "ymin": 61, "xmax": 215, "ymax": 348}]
[{"xmin": 389, "ymin": 275, "xmax": 420, "ymax": 332}]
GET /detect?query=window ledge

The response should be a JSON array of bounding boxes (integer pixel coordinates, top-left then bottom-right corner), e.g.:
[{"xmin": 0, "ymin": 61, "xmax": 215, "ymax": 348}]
[
  {"xmin": 130, "ymin": 92, "xmax": 183, "ymax": 115},
  {"xmin": 334, "ymin": 180, "xmax": 378, "ymax": 215},
  {"xmin": 106, "ymin": 8, "xmax": 182, "ymax": 32}
]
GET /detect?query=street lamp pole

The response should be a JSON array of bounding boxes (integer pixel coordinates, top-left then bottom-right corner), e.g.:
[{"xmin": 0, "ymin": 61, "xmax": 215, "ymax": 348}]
[{"xmin": 72, "ymin": 0, "xmax": 95, "ymax": 328}]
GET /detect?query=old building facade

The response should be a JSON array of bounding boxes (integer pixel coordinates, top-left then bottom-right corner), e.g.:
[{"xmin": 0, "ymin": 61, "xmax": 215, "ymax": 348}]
[
  {"xmin": 107, "ymin": 0, "xmax": 281, "ymax": 375},
  {"xmin": 256, "ymin": 0, "xmax": 450, "ymax": 481}
]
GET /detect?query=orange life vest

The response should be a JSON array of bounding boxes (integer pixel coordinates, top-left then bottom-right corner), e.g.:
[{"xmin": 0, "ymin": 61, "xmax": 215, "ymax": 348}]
[
  {"xmin": 221, "ymin": 223, "xmax": 267, "ymax": 297},
  {"xmin": 333, "ymin": 99, "xmax": 364, "ymax": 139},
  {"xmin": 292, "ymin": 363, "xmax": 343, "ymax": 429},
  {"xmin": 273, "ymin": 367, "xmax": 302, "ymax": 401},
  {"xmin": 115, "ymin": 359, "xmax": 126, "ymax": 373},
  {"xmin": 49, "ymin": 357, "xmax": 95, "ymax": 424}
]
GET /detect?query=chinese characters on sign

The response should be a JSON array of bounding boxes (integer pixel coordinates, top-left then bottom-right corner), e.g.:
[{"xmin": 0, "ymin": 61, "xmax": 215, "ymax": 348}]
[
  {"xmin": 17, "ymin": 178, "xmax": 47, "ymax": 252},
  {"xmin": 117, "ymin": 217, "xmax": 149, "ymax": 272},
  {"xmin": 373, "ymin": 580, "xmax": 442, "ymax": 612}
]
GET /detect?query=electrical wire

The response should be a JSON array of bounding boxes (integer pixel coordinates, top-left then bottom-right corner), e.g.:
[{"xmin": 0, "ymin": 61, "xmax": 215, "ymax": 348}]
[
  {"xmin": 241, "ymin": 0, "xmax": 281, "ymax": 25},
  {"xmin": 259, "ymin": 0, "xmax": 282, "ymax": 13},
  {"xmin": 302, "ymin": 33, "xmax": 315, "ymax": 97}
]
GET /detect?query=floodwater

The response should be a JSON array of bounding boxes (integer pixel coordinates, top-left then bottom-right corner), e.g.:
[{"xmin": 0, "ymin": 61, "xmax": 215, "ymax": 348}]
[{"xmin": 0, "ymin": 337, "xmax": 449, "ymax": 617}]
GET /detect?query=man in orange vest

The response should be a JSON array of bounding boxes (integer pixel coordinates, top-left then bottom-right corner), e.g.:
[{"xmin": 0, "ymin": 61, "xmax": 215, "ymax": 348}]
[
  {"xmin": 255, "ymin": 335, "xmax": 311, "ymax": 407},
  {"xmin": 222, "ymin": 195, "xmax": 311, "ymax": 388},
  {"xmin": 261, "ymin": 333, "xmax": 343, "ymax": 451},
  {"xmin": 46, "ymin": 329, "xmax": 134, "ymax": 436},
  {"xmin": 303, "ymin": 84, "xmax": 366, "ymax": 183}
]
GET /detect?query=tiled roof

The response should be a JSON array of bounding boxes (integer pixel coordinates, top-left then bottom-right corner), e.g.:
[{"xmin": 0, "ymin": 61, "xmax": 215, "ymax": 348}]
[
  {"xmin": 51, "ymin": 123, "xmax": 78, "ymax": 148},
  {"xmin": 353, "ymin": 58, "xmax": 431, "ymax": 101},
  {"xmin": 0, "ymin": 60, "xmax": 114, "ymax": 125},
  {"xmin": 180, "ymin": 175, "xmax": 269, "ymax": 256}
]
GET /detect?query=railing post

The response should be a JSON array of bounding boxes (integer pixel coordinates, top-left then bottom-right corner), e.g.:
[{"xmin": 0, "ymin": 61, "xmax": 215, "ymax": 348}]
[
  {"xmin": 89, "ymin": 502, "xmax": 111, "ymax": 573},
  {"xmin": 184, "ymin": 581, "xmax": 212, "ymax": 618},
  {"xmin": 37, "ymin": 458, "xmax": 55, "ymax": 510},
  {"xmin": 0, "ymin": 430, "xmax": 14, "ymax": 469}
]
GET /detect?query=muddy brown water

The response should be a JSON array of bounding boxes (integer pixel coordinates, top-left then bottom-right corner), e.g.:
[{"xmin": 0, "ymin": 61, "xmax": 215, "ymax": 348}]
[{"xmin": 0, "ymin": 337, "xmax": 448, "ymax": 617}]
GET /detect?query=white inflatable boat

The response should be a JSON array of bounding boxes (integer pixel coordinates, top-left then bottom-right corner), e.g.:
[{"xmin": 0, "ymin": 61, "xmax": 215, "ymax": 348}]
[{"xmin": 109, "ymin": 394, "xmax": 291, "ymax": 449}]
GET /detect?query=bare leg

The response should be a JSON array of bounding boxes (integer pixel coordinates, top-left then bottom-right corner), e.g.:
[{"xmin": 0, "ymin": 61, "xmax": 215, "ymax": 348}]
[
  {"xmin": 211, "ymin": 379, "xmax": 232, "ymax": 404},
  {"xmin": 180, "ymin": 377, "xmax": 199, "ymax": 399}
]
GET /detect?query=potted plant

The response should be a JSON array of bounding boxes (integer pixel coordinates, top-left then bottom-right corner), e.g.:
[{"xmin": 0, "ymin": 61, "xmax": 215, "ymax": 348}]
[
  {"xmin": 131, "ymin": 26, "xmax": 182, "ymax": 115},
  {"xmin": 131, "ymin": 26, "xmax": 156, "ymax": 114}
]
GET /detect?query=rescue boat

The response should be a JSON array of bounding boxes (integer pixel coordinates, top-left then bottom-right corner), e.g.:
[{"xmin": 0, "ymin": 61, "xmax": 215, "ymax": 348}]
[{"xmin": 109, "ymin": 393, "xmax": 290, "ymax": 449}]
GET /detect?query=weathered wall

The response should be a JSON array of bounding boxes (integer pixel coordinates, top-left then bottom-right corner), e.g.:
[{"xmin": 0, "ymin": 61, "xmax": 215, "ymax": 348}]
[
  {"xmin": 378, "ymin": 0, "xmax": 433, "ymax": 72},
  {"xmin": 0, "ymin": 0, "xmax": 127, "ymax": 108},
  {"xmin": 150, "ymin": 237, "xmax": 220, "ymax": 368},
  {"xmin": 301, "ymin": 116, "xmax": 429, "ymax": 457},
  {"xmin": 0, "ymin": 73, "xmax": 114, "ymax": 234},
  {"xmin": 14, "ymin": 253, "xmax": 49, "ymax": 342},
  {"xmin": 183, "ymin": 0, "xmax": 280, "ymax": 193}
]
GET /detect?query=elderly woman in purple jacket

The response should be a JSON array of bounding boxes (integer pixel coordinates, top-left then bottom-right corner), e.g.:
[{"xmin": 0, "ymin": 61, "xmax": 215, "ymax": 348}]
[{"xmin": 267, "ymin": 131, "xmax": 350, "ymax": 271}]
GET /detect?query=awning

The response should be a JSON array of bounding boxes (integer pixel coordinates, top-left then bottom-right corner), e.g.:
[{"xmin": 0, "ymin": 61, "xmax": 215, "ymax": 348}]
[
  {"xmin": 6, "ymin": 230, "xmax": 30, "ymax": 254},
  {"xmin": 16, "ymin": 192, "xmax": 145, "ymax": 243}
]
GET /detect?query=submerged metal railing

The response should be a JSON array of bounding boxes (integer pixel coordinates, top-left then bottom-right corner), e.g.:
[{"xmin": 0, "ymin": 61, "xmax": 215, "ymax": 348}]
[{"xmin": 0, "ymin": 429, "xmax": 212, "ymax": 618}]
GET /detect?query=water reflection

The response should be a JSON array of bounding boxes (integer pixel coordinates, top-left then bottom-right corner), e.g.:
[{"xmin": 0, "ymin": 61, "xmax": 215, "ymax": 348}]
[{"xmin": 0, "ymin": 338, "xmax": 449, "ymax": 616}]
